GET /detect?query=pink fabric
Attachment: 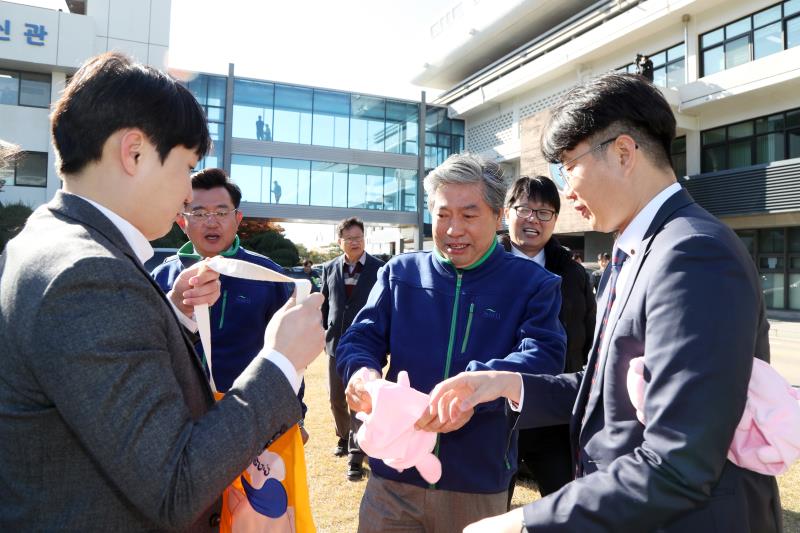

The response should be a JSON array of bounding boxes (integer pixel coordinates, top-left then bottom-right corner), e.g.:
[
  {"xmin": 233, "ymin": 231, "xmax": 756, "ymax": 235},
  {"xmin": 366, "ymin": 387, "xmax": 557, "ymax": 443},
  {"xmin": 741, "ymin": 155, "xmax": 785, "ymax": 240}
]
[
  {"xmin": 627, "ymin": 356, "xmax": 800, "ymax": 476},
  {"xmin": 355, "ymin": 370, "xmax": 442, "ymax": 484}
]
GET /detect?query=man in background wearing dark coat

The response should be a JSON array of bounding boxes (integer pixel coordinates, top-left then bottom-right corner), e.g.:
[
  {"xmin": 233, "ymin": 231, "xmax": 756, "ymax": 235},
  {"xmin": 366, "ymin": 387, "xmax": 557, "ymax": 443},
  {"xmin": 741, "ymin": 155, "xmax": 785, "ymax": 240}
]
[
  {"xmin": 321, "ymin": 217, "xmax": 384, "ymax": 481},
  {"xmin": 500, "ymin": 175, "xmax": 595, "ymax": 498}
]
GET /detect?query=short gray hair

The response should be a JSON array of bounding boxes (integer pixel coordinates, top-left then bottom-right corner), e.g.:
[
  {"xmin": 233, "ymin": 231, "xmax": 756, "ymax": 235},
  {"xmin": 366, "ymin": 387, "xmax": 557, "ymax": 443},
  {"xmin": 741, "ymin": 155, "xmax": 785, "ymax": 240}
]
[{"xmin": 424, "ymin": 153, "xmax": 506, "ymax": 215}]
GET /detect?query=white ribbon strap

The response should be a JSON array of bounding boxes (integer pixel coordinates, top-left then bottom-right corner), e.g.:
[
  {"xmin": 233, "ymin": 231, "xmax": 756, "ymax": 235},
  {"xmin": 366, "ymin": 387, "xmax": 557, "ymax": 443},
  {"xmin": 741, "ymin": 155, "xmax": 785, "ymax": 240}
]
[{"xmin": 195, "ymin": 256, "xmax": 311, "ymax": 393}]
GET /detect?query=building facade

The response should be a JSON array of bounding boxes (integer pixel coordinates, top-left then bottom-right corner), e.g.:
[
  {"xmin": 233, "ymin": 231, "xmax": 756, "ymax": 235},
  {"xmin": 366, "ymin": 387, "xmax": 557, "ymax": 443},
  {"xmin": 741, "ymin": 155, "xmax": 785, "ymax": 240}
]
[
  {"xmin": 0, "ymin": 0, "xmax": 464, "ymax": 253},
  {"xmin": 417, "ymin": 0, "xmax": 800, "ymax": 315}
]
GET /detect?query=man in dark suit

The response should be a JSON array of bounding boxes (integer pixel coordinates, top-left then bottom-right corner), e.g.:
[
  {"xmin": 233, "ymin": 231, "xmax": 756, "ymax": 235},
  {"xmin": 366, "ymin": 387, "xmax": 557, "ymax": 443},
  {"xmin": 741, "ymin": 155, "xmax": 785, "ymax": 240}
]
[
  {"xmin": 425, "ymin": 73, "xmax": 781, "ymax": 532},
  {"xmin": 0, "ymin": 52, "xmax": 324, "ymax": 531},
  {"xmin": 321, "ymin": 217, "xmax": 384, "ymax": 481}
]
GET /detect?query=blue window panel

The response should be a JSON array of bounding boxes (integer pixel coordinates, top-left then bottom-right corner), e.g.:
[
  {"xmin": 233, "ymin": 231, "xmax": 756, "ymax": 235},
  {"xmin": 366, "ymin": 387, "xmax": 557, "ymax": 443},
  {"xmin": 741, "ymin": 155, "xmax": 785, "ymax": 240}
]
[
  {"xmin": 0, "ymin": 70, "xmax": 19, "ymax": 104},
  {"xmin": 233, "ymin": 79, "xmax": 274, "ymax": 140},
  {"xmin": 271, "ymin": 158, "xmax": 311, "ymax": 205},
  {"xmin": 274, "ymin": 84, "xmax": 312, "ymax": 144},
  {"xmin": 231, "ymin": 155, "xmax": 270, "ymax": 203},
  {"xmin": 312, "ymin": 90, "xmax": 350, "ymax": 148},
  {"xmin": 754, "ymin": 21, "xmax": 783, "ymax": 59}
]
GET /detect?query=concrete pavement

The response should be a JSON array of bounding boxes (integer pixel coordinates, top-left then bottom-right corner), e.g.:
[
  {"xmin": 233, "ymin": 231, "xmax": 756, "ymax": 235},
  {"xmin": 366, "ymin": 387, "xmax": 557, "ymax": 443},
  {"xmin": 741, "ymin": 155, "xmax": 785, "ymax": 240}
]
[{"xmin": 768, "ymin": 318, "xmax": 800, "ymax": 386}]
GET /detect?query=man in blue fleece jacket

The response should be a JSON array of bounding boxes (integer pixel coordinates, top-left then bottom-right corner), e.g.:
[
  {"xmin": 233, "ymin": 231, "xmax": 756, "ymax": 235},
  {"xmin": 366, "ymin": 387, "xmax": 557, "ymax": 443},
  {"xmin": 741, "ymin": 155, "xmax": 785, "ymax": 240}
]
[
  {"xmin": 337, "ymin": 153, "xmax": 567, "ymax": 532},
  {"xmin": 152, "ymin": 168, "xmax": 306, "ymax": 429}
]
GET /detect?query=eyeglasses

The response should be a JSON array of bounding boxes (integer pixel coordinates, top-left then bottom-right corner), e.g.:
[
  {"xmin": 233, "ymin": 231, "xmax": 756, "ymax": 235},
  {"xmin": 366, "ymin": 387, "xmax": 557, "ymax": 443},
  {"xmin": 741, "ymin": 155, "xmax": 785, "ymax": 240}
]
[
  {"xmin": 341, "ymin": 236, "xmax": 364, "ymax": 243},
  {"xmin": 554, "ymin": 137, "xmax": 618, "ymax": 192},
  {"xmin": 182, "ymin": 209, "xmax": 238, "ymax": 222},
  {"xmin": 512, "ymin": 206, "xmax": 556, "ymax": 222}
]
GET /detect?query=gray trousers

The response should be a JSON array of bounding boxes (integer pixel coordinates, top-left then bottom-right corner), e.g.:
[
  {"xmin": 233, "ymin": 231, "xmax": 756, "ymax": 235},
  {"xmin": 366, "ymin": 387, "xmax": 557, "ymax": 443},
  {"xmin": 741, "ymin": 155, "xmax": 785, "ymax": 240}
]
[
  {"xmin": 357, "ymin": 474, "xmax": 508, "ymax": 533},
  {"xmin": 327, "ymin": 355, "xmax": 363, "ymax": 459}
]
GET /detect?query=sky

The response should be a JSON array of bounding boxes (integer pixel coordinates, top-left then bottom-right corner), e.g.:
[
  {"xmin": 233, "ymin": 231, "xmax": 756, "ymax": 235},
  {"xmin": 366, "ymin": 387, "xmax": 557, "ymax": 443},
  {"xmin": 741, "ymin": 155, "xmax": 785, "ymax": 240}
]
[{"xmin": 168, "ymin": 0, "xmax": 451, "ymax": 101}]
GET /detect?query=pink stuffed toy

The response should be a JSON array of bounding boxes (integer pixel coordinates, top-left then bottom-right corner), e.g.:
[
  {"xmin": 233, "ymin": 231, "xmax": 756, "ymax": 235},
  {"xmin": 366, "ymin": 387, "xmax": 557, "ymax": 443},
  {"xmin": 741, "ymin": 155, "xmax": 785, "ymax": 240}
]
[
  {"xmin": 355, "ymin": 369, "xmax": 442, "ymax": 484},
  {"xmin": 627, "ymin": 356, "xmax": 800, "ymax": 476}
]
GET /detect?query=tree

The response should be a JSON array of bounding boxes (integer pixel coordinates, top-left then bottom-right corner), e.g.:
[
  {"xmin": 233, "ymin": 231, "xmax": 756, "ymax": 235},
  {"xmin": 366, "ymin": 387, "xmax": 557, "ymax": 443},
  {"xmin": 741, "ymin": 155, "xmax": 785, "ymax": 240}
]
[
  {"xmin": 150, "ymin": 222, "xmax": 187, "ymax": 248},
  {"xmin": 243, "ymin": 230, "xmax": 300, "ymax": 267},
  {"xmin": 0, "ymin": 202, "xmax": 33, "ymax": 252}
]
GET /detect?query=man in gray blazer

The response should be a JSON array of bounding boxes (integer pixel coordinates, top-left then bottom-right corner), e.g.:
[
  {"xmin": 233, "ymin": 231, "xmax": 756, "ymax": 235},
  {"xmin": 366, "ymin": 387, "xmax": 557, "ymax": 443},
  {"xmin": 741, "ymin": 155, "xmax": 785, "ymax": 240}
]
[
  {"xmin": 0, "ymin": 52, "xmax": 324, "ymax": 531},
  {"xmin": 425, "ymin": 73, "xmax": 781, "ymax": 532},
  {"xmin": 321, "ymin": 217, "xmax": 384, "ymax": 481}
]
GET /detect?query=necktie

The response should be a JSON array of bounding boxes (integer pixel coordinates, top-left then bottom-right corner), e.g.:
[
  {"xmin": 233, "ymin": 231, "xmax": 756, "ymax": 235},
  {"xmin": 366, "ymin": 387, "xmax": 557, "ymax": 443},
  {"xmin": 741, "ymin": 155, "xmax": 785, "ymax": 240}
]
[{"xmin": 590, "ymin": 247, "xmax": 629, "ymax": 388}]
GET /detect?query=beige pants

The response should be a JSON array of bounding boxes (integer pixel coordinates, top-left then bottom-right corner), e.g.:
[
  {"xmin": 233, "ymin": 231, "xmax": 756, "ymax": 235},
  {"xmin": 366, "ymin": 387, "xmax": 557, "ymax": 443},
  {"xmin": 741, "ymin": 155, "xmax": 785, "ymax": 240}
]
[{"xmin": 357, "ymin": 474, "xmax": 508, "ymax": 533}]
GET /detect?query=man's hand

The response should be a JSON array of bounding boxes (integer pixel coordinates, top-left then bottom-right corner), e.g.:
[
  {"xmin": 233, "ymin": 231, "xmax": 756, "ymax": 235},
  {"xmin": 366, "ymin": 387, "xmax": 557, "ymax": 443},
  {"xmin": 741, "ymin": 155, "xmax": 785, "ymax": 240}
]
[
  {"xmin": 346, "ymin": 368, "xmax": 380, "ymax": 413},
  {"xmin": 415, "ymin": 395, "xmax": 475, "ymax": 433},
  {"xmin": 168, "ymin": 260, "xmax": 221, "ymax": 318},
  {"xmin": 423, "ymin": 371, "xmax": 522, "ymax": 429},
  {"xmin": 263, "ymin": 291, "xmax": 325, "ymax": 371},
  {"xmin": 463, "ymin": 507, "xmax": 524, "ymax": 533}
]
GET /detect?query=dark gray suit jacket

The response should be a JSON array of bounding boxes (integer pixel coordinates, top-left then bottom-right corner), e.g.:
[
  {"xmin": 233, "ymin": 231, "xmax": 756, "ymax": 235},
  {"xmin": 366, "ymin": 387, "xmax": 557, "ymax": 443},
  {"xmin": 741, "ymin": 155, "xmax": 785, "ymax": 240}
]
[
  {"xmin": 518, "ymin": 189, "xmax": 782, "ymax": 532},
  {"xmin": 320, "ymin": 253, "xmax": 384, "ymax": 357},
  {"xmin": 0, "ymin": 192, "xmax": 301, "ymax": 531}
]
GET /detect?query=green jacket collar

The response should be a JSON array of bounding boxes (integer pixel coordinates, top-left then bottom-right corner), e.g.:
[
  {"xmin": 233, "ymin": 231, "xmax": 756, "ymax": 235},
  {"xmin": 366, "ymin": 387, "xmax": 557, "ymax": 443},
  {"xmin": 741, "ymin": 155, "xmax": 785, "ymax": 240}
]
[
  {"xmin": 433, "ymin": 241, "xmax": 496, "ymax": 272},
  {"xmin": 178, "ymin": 235, "xmax": 241, "ymax": 259}
]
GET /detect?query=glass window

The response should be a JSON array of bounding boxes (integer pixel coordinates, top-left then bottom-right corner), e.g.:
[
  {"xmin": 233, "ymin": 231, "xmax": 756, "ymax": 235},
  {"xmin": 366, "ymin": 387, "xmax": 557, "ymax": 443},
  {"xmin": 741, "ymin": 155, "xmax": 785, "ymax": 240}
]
[
  {"xmin": 788, "ymin": 110, "xmax": 800, "ymax": 128},
  {"xmin": 312, "ymin": 90, "xmax": 349, "ymax": 148},
  {"xmin": 671, "ymin": 136, "xmax": 687, "ymax": 177},
  {"xmin": 666, "ymin": 59, "xmax": 684, "ymax": 87},
  {"xmin": 755, "ymin": 133, "xmax": 785, "ymax": 163},
  {"xmin": 310, "ymin": 161, "xmax": 347, "ymax": 207},
  {"xmin": 270, "ymin": 158, "xmax": 310, "ymax": 205},
  {"xmin": 19, "ymin": 72, "xmax": 50, "ymax": 107},
  {"xmin": 702, "ymin": 127, "xmax": 726, "ymax": 144},
  {"xmin": 231, "ymin": 155, "xmax": 270, "ymax": 203},
  {"xmin": 761, "ymin": 273, "xmax": 785, "ymax": 309},
  {"xmin": 386, "ymin": 101, "xmax": 418, "ymax": 155},
  {"xmin": 788, "ymin": 129, "xmax": 800, "ymax": 157},
  {"xmin": 728, "ymin": 139, "xmax": 753, "ymax": 167},
  {"xmin": 703, "ymin": 46, "xmax": 725, "ymax": 76},
  {"xmin": 199, "ymin": 141, "xmax": 223, "ymax": 170},
  {"xmin": 754, "ymin": 5, "xmax": 782, "ymax": 27},
  {"xmin": 789, "ymin": 227, "xmax": 800, "ymax": 252},
  {"xmin": 760, "ymin": 228, "xmax": 785, "ymax": 252},
  {"xmin": 755, "ymin": 114, "xmax": 785, "ymax": 133},
  {"xmin": 787, "ymin": 0, "xmax": 800, "ymax": 16},
  {"xmin": 348, "ymin": 165, "xmax": 384, "ymax": 209},
  {"xmin": 702, "ymin": 145, "xmax": 727, "ymax": 172},
  {"xmin": 350, "ymin": 95, "xmax": 385, "ymax": 152},
  {"xmin": 702, "ymin": 28, "xmax": 724, "ymax": 47},
  {"xmin": 754, "ymin": 22, "xmax": 783, "ymax": 59},
  {"xmin": 668, "ymin": 43, "xmax": 686, "ymax": 61},
  {"xmin": 14, "ymin": 152, "xmax": 47, "ymax": 187},
  {"xmin": 233, "ymin": 79, "xmax": 274, "ymax": 140},
  {"xmin": 725, "ymin": 35, "xmax": 751, "ymax": 68},
  {"xmin": 0, "ymin": 70, "xmax": 18, "ymax": 105},
  {"xmin": 789, "ymin": 273, "xmax": 800, "ymax": 310},
  {"xmin": 726, "ymin": 18, "xmax": 752, "ymax": 38},
  {"xmin": 652, "ymin": 66, "xmax": 667, "ymax": 88},
  {"xmin": 728, "ymin": 121, "xmax": 754, "ymax": 139},
  {"xmin": 273, "ymin": 85, "xmax": 312, "ymax": 144},
  {"xmin": 736, "ymin": 229, "xmax": 757, "ymax": 256},
  {"xmin": 788, "ymin": 15, "xmax": 800, "ymax": 48},
  {"xmin": 206, "ymin": 77, "xmax": 227, "ymax": 107}
]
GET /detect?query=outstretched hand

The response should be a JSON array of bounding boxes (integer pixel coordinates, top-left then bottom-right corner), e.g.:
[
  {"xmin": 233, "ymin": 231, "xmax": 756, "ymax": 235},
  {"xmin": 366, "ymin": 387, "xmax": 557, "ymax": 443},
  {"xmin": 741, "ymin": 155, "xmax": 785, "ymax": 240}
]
[
  {"xmin": 418, "ymin": 371, "xmax": 522, "ymax": 431},
  {"xmin": 168, "ymin": 259, "xmax": 221, "ymax": 318}
]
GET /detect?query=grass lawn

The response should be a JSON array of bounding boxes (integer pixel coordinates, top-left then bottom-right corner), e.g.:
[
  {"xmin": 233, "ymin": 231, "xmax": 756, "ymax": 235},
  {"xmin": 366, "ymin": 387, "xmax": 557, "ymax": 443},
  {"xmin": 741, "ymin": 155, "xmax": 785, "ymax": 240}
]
[{"xmin": 301, "ymin": 354, "xmax": 800, "ymax": 532}]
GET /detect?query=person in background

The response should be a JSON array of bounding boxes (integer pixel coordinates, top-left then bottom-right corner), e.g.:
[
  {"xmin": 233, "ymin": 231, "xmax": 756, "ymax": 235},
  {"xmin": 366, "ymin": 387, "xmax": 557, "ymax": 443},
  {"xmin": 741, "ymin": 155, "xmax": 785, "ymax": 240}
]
[
  {"xmin": 320, "ymin": 217, "xmax": 385, "ymax": 481},
  {"xmin": 500, "ymin": 174, "xmax": 595, "ymax": 499},
  {"xmin": 592, "ymin": 252, "xmax": 610, "ymax": 293}
]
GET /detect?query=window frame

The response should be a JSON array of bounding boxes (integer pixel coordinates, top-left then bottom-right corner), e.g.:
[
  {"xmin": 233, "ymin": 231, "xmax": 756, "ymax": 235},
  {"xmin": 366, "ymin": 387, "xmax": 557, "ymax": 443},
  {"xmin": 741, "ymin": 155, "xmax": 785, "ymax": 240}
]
[{"xmin": 700, "ymin": 1, "xmax": 800, "ymax": 77}]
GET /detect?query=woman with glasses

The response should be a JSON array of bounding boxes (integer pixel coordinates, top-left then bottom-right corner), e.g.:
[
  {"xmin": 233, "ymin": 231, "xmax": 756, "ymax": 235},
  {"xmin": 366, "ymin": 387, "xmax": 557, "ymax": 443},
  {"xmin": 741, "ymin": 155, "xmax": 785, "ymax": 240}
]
[{"xmin": 499, "ymin": 174, "xmax": 596, "ymax": 500}]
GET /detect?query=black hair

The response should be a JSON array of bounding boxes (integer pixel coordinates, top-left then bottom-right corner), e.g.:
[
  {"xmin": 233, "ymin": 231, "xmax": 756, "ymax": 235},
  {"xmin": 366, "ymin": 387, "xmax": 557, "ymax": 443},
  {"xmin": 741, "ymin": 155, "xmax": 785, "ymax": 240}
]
[
  {"xmin": 337, "ymin": 217, "xmax": 364, "ymax": 238},
  {"xmin": 51, "ymin": 52, "xmax": 211, "ymax": 175},
  {"xmin": 191, "ymin": 167, "xmax": 242, "ymax": 208},
  {"xmin": 541, "ymin": 73, "xmax": 675, "ymax": 169},
  {"xmin": 505, "ymin": 175, "xmax": 560, "ymax": 213}
]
